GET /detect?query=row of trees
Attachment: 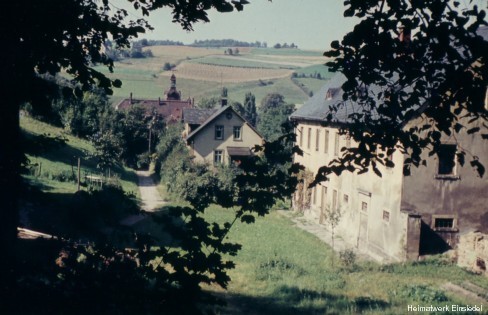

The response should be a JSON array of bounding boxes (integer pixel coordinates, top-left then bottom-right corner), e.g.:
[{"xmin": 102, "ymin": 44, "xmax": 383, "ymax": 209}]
[
  {"xmin": 104, "ymin": 40, "xmax": 154, "ymax": 61},
  {"xmin": 137, "ymin": 38, "xmax": 184, "ymax": 46},
  {"xmin": 224, "ymin": 47, "xmax": 240, "ymax": 55},
  {"xmin": 23, "ymin": 77, "xmax": 165, "ymax": 170},
  {"xmin": 191, "ymin": 39, "xmax": 268, "ymax": 48},
  {"xmin": 273, "ymin": 42, "xmax": 298, "ymax": 49}
]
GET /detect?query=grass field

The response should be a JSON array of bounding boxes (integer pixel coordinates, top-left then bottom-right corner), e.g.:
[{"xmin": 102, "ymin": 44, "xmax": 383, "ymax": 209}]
[
  {"xmin": 20, "ymin": 116, "xmax": 139, "ymax": 197},
  {"xmin": 196, "ymin": 207, "xmax": 488, "ymax": 314},
  {"xmin": 96, "ymin": 45, "xmax": 330, "ymax": 106},
  {"xmin": 188, "ymin": 56, "xmax": 299, "ymax": 69},
  {"xmin": 250, "ymin": 48, "xmax": 324, "ymax": 57},
  {"xmin": 293, "ymin": 77, "xmax": 328, "ymax": 96},
  {"xmin": 168, "ymin": 63, "xmax": 293, "ymax": 83},
  {"xmin": 294, "ymin": 64, "xmax": 334, "ymax": 79}
]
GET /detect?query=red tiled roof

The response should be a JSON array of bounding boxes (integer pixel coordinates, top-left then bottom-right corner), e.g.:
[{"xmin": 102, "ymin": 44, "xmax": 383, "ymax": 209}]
[{"xmin": 116, "ymin": 98, "xmax": 193, "ymax": 123}]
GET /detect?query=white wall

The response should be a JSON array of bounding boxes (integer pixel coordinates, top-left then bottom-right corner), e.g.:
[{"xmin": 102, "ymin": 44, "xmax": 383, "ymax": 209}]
[
  {"xmin": 294, "ymin": 120, "xmax": 409, "ymax": 261},
  {"xmin": 189, "ymin": 108, "xmax": 263, "ymax": 165}
]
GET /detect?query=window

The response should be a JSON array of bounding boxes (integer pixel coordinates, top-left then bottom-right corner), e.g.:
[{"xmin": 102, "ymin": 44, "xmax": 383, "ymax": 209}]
[
  {"xmin": 361, "ymin": 202, "xmax": 368, "ymax": 212},
  {"xmin": 432, "ymin": 215, "xmax": 458, "ymax": 231},
  {"xmin": 214, "ymin": 150, "xmax": 223, "ymax": 164},
  {"xmin": 434, "ymin": 218, "xmax": 454, "ymax": 229},
  {"xmin": 315, "ymin": 129, "xmax": 320, "ymax": 151},
  {"xmin": 299, "ymin": 127, "xmax": 303, "ymax": 147},
  {"xmin": 215, "ymin": 125, "xmax": 224, "ymax": 140},
  {"xmin": 307, "ymin": 128, "xmax": 311, "ymax": 149},
  {"xmin": 437, "ymin": 144, "xmax": 456, "ymax": 176},
  {"xmin": 324, "ymin": 130, "xmax": 329, "ymax": 153},
  {"xmin": 383, "ymin": 210, "xmax": 390, "ymax": 223},
  {"xmin": 233, "ymin": 126, "xmax": 242, "ymax": 140},
  {"xmin": 343, "ymin": 194, "xmax": 349, "ymax": 204},
  {"xmin": 334, "ymin": 133, "xmax": 340, "ymax": 156}
]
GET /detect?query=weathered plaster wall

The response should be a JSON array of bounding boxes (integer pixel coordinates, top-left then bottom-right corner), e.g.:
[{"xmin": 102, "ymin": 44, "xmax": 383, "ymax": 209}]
[
  {"xmin": 402, "ymin": 119, "xmax": 488, "ymax": 251},
  {"xmin": 294, "ymin": 121, "xmax": 412, "ymax": 261},
  {"xmin": 457, "ymin": 232, "xmax": 488, "ymax": 277}
]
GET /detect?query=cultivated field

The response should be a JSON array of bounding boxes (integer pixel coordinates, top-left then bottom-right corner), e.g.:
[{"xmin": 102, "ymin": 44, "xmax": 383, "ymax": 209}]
[
  {"xmin": 163, "ymin": 63, "xmax": 293, "ymax": 83},
  {"xmin": 99, "ymin": 45, "xmax": 330, "ymax": 106}
]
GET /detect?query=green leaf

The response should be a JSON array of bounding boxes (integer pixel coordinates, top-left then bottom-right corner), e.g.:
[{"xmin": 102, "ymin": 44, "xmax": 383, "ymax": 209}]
[
  {"xmin": 470, "ymin": 159, "xmax": 485, "ymax": 177},
  {"xmin": 467, "ymin": 127, "xmax": 480, "ymax": 134}
]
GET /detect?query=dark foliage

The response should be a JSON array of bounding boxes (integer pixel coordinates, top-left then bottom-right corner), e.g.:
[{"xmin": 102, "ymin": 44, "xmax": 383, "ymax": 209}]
[
  {"xmin": 257, "ymin": 93, "xmax": 296, "ymax": 141},
  {"xmin": 318, "ymin": 0, "xmax": 487, "ymax": 183},
  {"xmin": 0, "ymin": 0, "xmax": 256, "ymax": 311}
]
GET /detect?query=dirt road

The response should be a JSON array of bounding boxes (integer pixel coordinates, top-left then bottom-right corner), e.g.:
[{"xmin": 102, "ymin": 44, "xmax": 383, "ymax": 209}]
[{"xmin": 136, "ymin": 170, "xmax": 166, "ymax": 212}]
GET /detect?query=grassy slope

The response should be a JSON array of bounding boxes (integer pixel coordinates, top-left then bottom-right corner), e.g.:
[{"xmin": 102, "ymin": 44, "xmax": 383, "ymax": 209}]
[
  {"xmin": 200, "ymin": 206, "xmax": 488, "ymax": 314},
  {"xmin": 21, "ymin": 116, "xmax": 139, "ymax": 197}
]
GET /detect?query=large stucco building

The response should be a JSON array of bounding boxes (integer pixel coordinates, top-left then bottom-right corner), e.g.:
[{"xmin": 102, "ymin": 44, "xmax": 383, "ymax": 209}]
[{"xmin": 290, "ymin": 74, "xmax": 488, "ymax": 262}]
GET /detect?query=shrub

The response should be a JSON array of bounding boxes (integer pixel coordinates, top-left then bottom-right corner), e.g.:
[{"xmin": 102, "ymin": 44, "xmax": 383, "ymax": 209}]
[
  {"xmin": 395, "ymin": 284, "xmax": 448, "ymax": 303},
  {"xmin": 339, "ymin": 249, "xmax": 357, "ymax": 268},
  {"xmin": 256, "ymin": 257, "xmax": 305, "ymax": 281}
]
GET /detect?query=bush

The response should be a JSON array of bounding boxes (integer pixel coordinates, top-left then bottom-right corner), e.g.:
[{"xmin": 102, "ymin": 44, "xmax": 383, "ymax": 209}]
[
  {"xmin": 339, "ymin": 249, "xmax": 357, "ymax": 268},
  {"xmin": 256, "ymin": 257, "xmax": 306, "ymax": 281},
  {"xmin": 394, "ymin": 284, "xmax": 448, "ymax": 303},
  {"xmin": 136, "ymin": 152, "xmax": 151, "ymax": 170},
  {"xmin": 51, "ymin": 170, "xmax": 76, "ymax": 183}
]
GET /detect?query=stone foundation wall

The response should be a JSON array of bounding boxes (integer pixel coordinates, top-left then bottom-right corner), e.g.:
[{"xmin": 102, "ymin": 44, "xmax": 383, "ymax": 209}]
[{"xmin": 457, "ymin": 232, "xmax": 488, "ymax": 276}]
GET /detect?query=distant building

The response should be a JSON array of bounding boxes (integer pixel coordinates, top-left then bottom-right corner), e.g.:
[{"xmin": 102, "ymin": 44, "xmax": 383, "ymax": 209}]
[
  {"xmin": 115, "ymin": 74, "xmax": 193, "ymax": 123},
  {"xmin": 183, "ymin": 97, "xmax": 263, "ymax": 165},
  {"xmin": 290, "ymin": 73, "xmax": 488, "ymax": 262}
]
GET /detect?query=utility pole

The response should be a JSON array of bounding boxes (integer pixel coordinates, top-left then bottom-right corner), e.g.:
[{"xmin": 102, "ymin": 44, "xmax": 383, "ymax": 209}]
[{"xmin": 77, "ymin": 158, "xmax": 81, "ymax": 191}]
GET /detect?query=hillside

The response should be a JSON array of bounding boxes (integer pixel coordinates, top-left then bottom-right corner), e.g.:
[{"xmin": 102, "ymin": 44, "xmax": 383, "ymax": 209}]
[
  {"xmin": 20, "ymin": 116, "xmax": 140, "ymax": 240},
  {"xmin": 94, "ymin": 45, "xmax": 331, "ymax": 106}
]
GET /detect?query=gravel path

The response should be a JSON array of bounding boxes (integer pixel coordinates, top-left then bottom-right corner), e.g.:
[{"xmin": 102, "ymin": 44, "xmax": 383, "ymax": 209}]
[{"xmin": 136, "ymin": 170, "xmax": 166, "ymax": 212}]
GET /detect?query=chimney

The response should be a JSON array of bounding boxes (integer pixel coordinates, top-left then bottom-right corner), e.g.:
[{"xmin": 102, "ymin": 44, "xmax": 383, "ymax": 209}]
[
  {"xmin": 221, "ymin": 86, "xmax": 228, "ymax": 107},
  {"xmin": 130, "ymin": 92, "xmax": 133, "ymax": 104}
]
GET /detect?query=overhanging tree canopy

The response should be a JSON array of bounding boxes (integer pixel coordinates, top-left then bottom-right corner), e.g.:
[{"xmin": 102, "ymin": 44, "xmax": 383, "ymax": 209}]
[
  {"xmin": 320, "ymin": 0, "xmax": 487, "ymax": 181},
  {"xmin": 0, "ymin": 0, "xmax": 252, "ymax": 291}
]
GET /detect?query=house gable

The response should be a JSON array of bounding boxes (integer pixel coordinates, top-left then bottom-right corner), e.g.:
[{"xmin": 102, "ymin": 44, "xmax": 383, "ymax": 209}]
[{"xmin": 185, "ymin": 106, "xmax": 263, "ymax": 164}]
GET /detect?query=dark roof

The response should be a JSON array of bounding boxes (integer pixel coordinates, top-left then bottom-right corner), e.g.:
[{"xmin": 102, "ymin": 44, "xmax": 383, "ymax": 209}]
[
  {"xmin": 292, "ymin": 26, "xmax": 487, "ymax": 125},
  {"xmin": 183, "ymin": 108, "xmax": 218, "ymax": 125},
  {"xmin": 186, "ymin": 106, "xmax": 231, "ymax": 140},
  {"xmin": 116, "ymin": 98, "xmax": 192, "ymax": 123},
  {"xmin": 186, "ymin": 105, "xmax": 263, "ymax": 141},
  {"xmin": 290, "ymin": 74, "xmax": 380, "ymax": 124},
  {"xmin": 227, "ymin": 146, "xmax": 253, "ymax": 156}
]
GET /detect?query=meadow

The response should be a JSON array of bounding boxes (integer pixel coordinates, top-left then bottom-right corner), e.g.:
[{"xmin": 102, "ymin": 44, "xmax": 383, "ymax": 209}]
[
  {"xmin": 198, "ymin": 206, "xmax": 488, "ymax": 314},
  {"xmin": 20, "ymin": 115, "xmax": 139, "ymax": 196},
  {"xmin": 96, "ymin": 45, "xmax": 329, "ymax": 106}
]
